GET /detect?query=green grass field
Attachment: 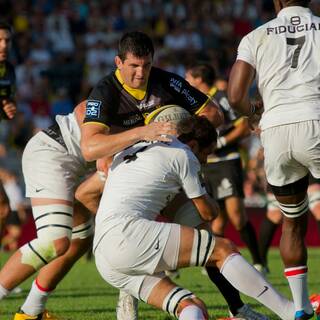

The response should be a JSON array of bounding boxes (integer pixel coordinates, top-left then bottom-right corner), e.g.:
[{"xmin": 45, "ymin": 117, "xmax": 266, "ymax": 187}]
[{"xmin": 1, "ymin": 248, "xmax": 319, "ymax": 320}]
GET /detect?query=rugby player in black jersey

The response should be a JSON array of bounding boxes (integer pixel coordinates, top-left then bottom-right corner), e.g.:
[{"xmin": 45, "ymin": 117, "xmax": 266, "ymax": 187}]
[
  {"xmin": 185, "ymin": 63, "xmax": 264, "ymax": 270},
  {"xmin": 79, "ymin": 31, "xmax": 265, "ymax": 320}
]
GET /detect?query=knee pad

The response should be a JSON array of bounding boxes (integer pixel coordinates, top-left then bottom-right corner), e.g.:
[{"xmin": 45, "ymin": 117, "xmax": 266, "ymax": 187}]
[
  {"xmin": 72, "ymin": 218, "xmax": 94, "ymax": 240},
  {"xmin": 308, "ymin": 190, "xmax": 320, "ymax": 210},
  {"xmin": 20, "ymin": 238, "xmax": 57, "ymax": 270},
  {"xmin": 19, "ymin": 204, "xmax": 73, "ymax": 270},
  {"xmin": 278, "ymin": 196, "xmax": 309, "ymax": 218},
  {"xmin": 190, "ymin": 229, "xmax": 215, "ymax": 267},
  {"xmin": 162, "ymin": 287, "xmax": 194, "ymax": 318}
]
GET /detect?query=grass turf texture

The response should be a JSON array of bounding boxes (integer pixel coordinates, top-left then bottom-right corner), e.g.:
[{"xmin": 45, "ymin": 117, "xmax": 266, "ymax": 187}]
[{"xmin": 1, "ymin": 248, "xmax": 319, "ymax": 319}]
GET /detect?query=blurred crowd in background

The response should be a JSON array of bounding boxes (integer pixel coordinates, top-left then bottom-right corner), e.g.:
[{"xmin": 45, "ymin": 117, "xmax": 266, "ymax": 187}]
[{"xmin": 1, "ymin": 0, "xmax": 320, "ymax": 250}]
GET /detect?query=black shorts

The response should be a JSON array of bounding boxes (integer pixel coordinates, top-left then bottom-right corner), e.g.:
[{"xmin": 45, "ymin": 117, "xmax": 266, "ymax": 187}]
[
  {"xmin": 6, "ymin": 210, "xmax": 21, "ymax": 226},
  {"xmin": 309, "ymin": 175, "xmax": 320, "ymax": 185},
  {"xmin": 202, "ymin": 158, "xmax": 244, "ymax": 201}
]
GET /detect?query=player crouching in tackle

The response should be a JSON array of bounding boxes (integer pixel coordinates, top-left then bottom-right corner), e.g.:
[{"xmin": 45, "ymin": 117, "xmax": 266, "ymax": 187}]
[{"xmin": 93, "ymin": 116, "xmax": 298, "ymax": 320}]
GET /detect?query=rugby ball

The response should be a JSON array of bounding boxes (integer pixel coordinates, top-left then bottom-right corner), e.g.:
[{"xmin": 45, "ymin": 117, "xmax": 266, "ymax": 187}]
[{"xmin": 144, "ymin": 105, "xmax": 191, "ymax": 125}]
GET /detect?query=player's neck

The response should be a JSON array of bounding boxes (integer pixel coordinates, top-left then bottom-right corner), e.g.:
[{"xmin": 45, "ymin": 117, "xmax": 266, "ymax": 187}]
[{"xmin": 115, "ymin": 69, "xmax": 147, "ymax": 101}]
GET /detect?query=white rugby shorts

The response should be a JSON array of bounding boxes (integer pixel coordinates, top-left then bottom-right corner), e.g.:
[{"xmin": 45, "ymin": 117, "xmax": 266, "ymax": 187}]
[
  {"xmin": 261, "ymin": 120, "xmax": 320, "ymax": 187},
  {"xmin": 94, "ymin": 217, "xmax": 180, "ymax": 301},
  {"xmin": 23, "ymin": 131, "xmax": 88, "ymax": 201}
]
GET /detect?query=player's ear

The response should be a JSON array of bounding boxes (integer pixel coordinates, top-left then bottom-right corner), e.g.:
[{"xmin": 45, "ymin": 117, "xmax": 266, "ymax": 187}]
[{"xmin": 115, "ymin": 56, "xmax": 122, "ymax": 69}]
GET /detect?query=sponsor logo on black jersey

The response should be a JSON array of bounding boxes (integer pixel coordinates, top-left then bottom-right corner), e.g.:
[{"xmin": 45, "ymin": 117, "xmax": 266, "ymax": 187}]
[
  {"xmin": 169, "ymin": 77, "xmax": 182, "ymax": 93},
  {"xmin": 86, "ymin": 100, "xmax": 101, "ymax": 118}
]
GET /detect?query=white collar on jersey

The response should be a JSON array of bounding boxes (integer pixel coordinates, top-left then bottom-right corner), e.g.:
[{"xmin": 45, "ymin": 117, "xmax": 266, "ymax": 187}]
[{"xmin": 278, "ymin": 6, "xmax": 311, "ymax": 18}]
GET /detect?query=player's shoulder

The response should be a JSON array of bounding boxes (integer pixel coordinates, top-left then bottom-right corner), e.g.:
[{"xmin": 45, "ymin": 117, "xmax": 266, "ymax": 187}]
[
  {"xmin": 150, "ymin": 66, "xmax": 184, "ymax": 83},
  {"xmin": 243, "ymin": 17, "xmax": 279, "ymax": 40},
  {"xmin": 169, "ymin": 139, "xmax": 198, "ymax": 162}
]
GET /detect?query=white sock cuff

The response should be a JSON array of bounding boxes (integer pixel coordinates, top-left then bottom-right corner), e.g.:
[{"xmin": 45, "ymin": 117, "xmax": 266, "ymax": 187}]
[
  {"xmin": 219, "ymin": 253, "xmax": 240, "ymax": 274},
  {"xmin": 0, "ymin": 284, "xmax": 10, "ymax": 298}
]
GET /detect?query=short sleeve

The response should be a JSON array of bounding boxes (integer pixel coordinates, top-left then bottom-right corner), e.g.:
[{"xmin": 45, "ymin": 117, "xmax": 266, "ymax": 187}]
[
  {"xmin": 83, "ymin": 80, "xmax": 114, "ymax": 127},
  {"xmin": 173, "ymin": 148, "xmax": 206, "ymax": 199},
  {"xmin": 237, "ymin": 34, "xmax": 256, "ymax": 68}
]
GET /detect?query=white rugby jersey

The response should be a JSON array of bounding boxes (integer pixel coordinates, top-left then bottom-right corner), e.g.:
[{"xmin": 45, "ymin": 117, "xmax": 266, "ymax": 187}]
[
  {"xmin": 56, "ymin": 112, "xmax": 83, "ymax": 160},
  {"xmin": 237, "ymin": 6, "xmax": 320, "ymax": 130},
  {"xmin": 94, "ymin": 138, "xmax": 206, "ymax": 247}
]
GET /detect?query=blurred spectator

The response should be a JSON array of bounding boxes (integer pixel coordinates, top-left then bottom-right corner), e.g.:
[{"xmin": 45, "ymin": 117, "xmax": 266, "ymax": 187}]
[
  {"xmin": 0, "ymin": 0, "xmax": 318, "ymax": 218},
  {"xmin": 0, "ymin": 168, "xmax": 27, "ymax": 251},
  {"xmin": 50, "ymin": 88, "xmax": 73, "ymax": 118}
]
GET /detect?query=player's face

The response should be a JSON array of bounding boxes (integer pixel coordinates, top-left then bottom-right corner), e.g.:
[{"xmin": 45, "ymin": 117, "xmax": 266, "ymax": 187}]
[
  {"xmin": 0, "ymin": 29, "xmax": 11, "ymax": 62},
  {"xmin": 115, "ymin": 52, "xmax": 153, "ymax": 89},
  {"xmin": 185, "ymin": 71, "xmax": 201, "ymax": 88}
]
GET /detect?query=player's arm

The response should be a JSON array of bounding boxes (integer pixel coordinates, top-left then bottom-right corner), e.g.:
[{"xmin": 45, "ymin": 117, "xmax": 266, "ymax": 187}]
[
  {"xmin": 1, "ymin": 99, "xmax": 16, "ymax": 119},
  {"xmin": 191, "ymin": 194, "xmax": 219, "ymax": 222},
  {"xmin": 227, "ymin": 60, "xmax": 256, "ymax": 116},
  {"xmin": 219, "ymin": 117, "xmax": 251, "ymax": 148},
  {"xmin": 75, "ymin": 171, "xmax": 105, "ymax": 214},
  {"xmin": 81, "ymin": 121, "xmax": 176, "ymax": 161}
]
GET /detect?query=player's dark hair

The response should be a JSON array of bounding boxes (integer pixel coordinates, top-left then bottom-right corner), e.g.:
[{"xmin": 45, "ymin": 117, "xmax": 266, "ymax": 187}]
[
  {"xmin": 0, "ymin": 21, "xmax": 13, "ymax": 34},
  {"xmin": 178, "ymin": 116, "xmax": 217, "ymax": 149},
  {"xmin": 285, "ymin": 0, "xmax": 310, "ymax": 6},
  {"xmin": 187, "ymin": 63, "xmax": 216, "ymax": 87},
  {"xmin": 118, "ymin": 31, "xmax": 154, "ymax": 61}
]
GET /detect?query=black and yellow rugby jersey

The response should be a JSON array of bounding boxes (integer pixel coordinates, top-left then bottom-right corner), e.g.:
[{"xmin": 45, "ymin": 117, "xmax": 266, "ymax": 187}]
[
  {"xmin": 208, "ymin": 86, "xmax": 242, "ymax": 160},
  {"xmin": 83, "ymin": 67, "xmax": 209, "ymax": 129},
  {"xmin": 0, "ymin": 61, "xmax": 15, "ymax": 102}
]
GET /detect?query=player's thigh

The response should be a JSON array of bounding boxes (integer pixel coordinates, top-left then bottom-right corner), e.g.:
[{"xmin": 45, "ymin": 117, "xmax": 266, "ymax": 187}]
[
  {"xmin": 95, "ymin": 218, "xmax": 180, "ymax": 275},
  {"xmin": 95, "ymin": 245, "xmax": 153, "ymax": 300},
  {"xmin": 23, "ymin": 132, "xmax": 85, "ymax": 202},
  {"xmin": 224, "ymin": 196, "xmax": 247, "ymax": 229},
  {"xmin": 292, "ymin": 120, "xmax": 320, "ymax": 179},
  {"xmin": 261, "ymin": 124, "xmax": 310, "ymax": 187}
]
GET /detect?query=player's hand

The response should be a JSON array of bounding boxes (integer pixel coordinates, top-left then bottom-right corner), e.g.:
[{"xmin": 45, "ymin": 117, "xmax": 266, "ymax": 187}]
[
  {"xmin": 96, "ymin": 156, "xmax": 113, "ymax": 181},
  {"xmin": 141, "ymin": 121, "xmax": 178, "ymax": 142},
  {"xmin": 248, "ymin": 100, "xmax": 263, "ymax": 129},
  {"xmin": 2, "ymin": 100, "xmax": 17, "ymax": 119}
]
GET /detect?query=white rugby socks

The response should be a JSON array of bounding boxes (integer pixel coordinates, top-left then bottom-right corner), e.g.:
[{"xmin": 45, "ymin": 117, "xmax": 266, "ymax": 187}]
[
  {"xmin": 0, "ymin": 284, "xmax": 9, "ymax": 299},
  {"xmin": 21, "ymin": 279, "xmax": 53, "ymax": 316},
  {"xmin": 179, "ymin": 305, "xmax": 206, "ymax": 319},
  {"xmin": 220, "ymin": 253, "xmax": 295, "ymax": 320},
  {"xmin": 285, "ymin": 266, "xmax": 313, "ymax": 314}
]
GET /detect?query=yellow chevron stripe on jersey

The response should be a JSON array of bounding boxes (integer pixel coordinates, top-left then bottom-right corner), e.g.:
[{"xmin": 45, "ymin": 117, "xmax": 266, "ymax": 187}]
[
  {"xmin": 208, "ymin": 86, "xmax": 218, "ymax": 99},
  {"xmin": 115, "ymin": 69, "xmax": 147, "ymax": 101},
  {"xmin": 195, "ymin": 97, "xmax": 211, "ymax": 115},
  {"xmin": 82, "ymin": 122, "xmax": 110, "ymax": 129},
  {"xmin": 233, "ymin": 116, "xmax": 247, "ymax": 126}
]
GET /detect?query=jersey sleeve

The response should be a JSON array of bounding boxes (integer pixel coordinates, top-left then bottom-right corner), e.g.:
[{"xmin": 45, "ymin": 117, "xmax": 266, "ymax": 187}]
[
  {"xmin": 237, "ymin": 33, "xmax": 256, "ymax": 68},
  {"xmin": 173, "ymin": 148, "xmax": 207, "ymax": 199},
  {"xmin": 83, "ymin": 80, "xmax": 113, "ymax": 127},
  {"xmin": 161, "ymin": 70, "xmax": 209, "ymax": 114}
]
